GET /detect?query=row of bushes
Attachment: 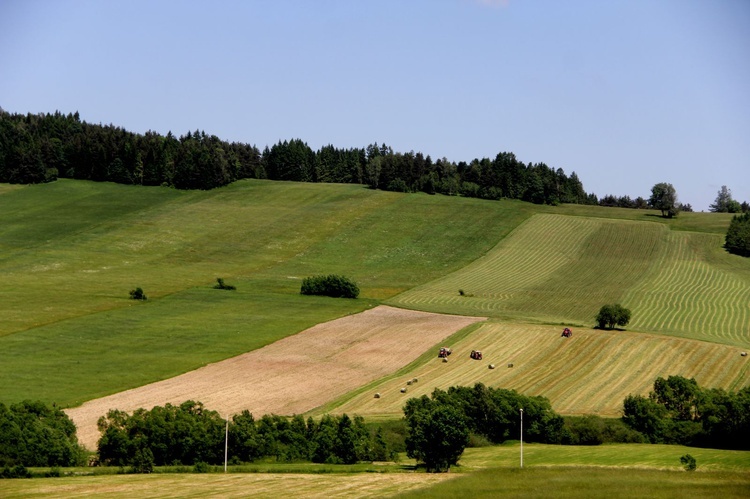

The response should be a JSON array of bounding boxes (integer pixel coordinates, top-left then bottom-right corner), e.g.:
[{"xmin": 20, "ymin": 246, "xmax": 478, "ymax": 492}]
[
  {"xmin": 622, "ymin": 375, "xmax": 750, "ymax": 449},
  {"xmin": 97, "ymin": 401, "xmax": 392, "ymax": 471}
]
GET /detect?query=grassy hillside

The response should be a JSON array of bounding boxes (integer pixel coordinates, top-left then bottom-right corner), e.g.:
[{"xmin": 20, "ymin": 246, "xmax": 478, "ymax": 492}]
[
  {"xmin": 324, "ymin": 322, "xmax": 750, "ymax": 418},
  {"xmin": 0, "ymin": 179, "xmax": 532, "ymax": 405},
  {"xmin": 388, "ymin": 213, "xmax": 750, "ymax": 346},
  {"xmin": 1, "ymin": 179, "xmax": 747, "ymax": 410}
]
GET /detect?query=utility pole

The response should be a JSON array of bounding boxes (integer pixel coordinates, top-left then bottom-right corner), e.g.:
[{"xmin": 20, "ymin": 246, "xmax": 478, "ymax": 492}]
[
  {"xmin": 224, "ymin": 419, "xmax": 229, "ymax": 473},
  {"xmin": 520, "ymin": 408, "xmax": 523, "ymax": 468}
]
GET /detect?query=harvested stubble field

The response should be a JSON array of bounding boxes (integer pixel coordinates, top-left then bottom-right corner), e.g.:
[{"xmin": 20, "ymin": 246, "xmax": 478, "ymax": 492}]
[
  {"xmin": 328, "ymin": 322, "xmax": 750, "ymax": 418},
  {"xmin": 0, "ymin": 472, "xmax": 455, "ymax": 499},
  {"xmin": 66, "ymin": 306, "xmax": 484, "ymax": 449}
]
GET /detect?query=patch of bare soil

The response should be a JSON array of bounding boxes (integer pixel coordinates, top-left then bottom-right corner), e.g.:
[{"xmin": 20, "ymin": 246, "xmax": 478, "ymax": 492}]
[{"xmin": 66, "ymin": 305, "xmax": 484, "ymax": 450}]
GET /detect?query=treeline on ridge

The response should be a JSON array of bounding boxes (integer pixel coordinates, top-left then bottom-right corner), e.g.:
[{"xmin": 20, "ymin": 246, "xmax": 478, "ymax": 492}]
[{"xmin": 0, "ymin": 109, "xmax": 590, "ymax": 205}]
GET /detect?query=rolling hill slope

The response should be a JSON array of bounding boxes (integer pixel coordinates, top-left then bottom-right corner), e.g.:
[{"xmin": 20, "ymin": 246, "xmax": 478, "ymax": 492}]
[
  {"xmin": 0, "ymin": 179, "xmax": 529, "ymax": 405},
  {"xmin": 388, "ymin": 213, "xmax": 750, "ymax": 346},
  {"xmin": 1, "ymin": 178, "xmax": 748, "ymax": 419},
  {"xmin": 325, "ymin": 322, "xmax": 750, "ymax": 419}
]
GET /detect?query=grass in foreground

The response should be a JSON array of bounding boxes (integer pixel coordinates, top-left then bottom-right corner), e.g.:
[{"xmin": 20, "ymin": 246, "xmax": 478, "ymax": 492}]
[
  {"xmin": 396, "ymin": 467, "xmax": 750, "ymax": 499},
  {"xmin": 4, "ymin": 444, "xmax": 749, "ymax": 499}
]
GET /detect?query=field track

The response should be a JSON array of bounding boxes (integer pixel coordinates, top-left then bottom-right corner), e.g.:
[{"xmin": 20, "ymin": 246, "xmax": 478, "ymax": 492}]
[
  {"xmin": 66, "ymin": 306, "xmax": 484, "ymax": 450},
  {"xmin": 329, "ymin": 322, "xmax": 750, "ymax": 418}
]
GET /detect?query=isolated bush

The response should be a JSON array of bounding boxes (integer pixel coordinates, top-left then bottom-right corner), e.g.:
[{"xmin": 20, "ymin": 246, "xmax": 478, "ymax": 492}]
[
  {"xmin": 300, "ymin": 274, "xmax": 359, "ymax": 299},
  {"xmin": 596, "ymin": 303, "xmax": 631, "ymax": 329},
  {"xmin": 213, "ymin": 278, "xmax": 236, "ymax": 290},
  {"xmin": 680, "ymin": 453, "xmax": 696, "ymax": 471},
  {"xmin": 129, "ymin": 287, "xmax": 147, "ymax": 300}
]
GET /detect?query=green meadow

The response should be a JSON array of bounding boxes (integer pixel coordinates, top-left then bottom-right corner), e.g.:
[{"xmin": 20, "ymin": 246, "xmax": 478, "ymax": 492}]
[
  {"xmin": 3, "ymin": 444, "xmax": 748, "ymax": 498},
  {"xmin": 1, "ymin": 179, "xmax": 748, "ymax": 405},
  {"xmin": 2, "ymin": 178, "xmax": 749, "ymax": 497},
  {"xmin": 389, "ymin": 213, "xmax": 750, "ymax": 346},
  {"xmin": 0, "ymin": 179, "xmax": 531, "ymax": 405}
]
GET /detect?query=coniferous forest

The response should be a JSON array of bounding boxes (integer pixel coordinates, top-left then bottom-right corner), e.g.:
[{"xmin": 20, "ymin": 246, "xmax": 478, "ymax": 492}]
[{"xmin": 0, "ymin": 109, "xmax": 592, "ymax": 205}]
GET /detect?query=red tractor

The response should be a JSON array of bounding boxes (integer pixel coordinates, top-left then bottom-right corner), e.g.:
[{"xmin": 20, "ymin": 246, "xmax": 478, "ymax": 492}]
[
  {"xmin": 561, "ymin": 327, "xmax": 572, "ymax": 338},
  {"xmin": 470, "ymin": 350, "xmax": 483, "ymax": 360},
  {"xmin": 438, "ymin": 347, "xmax": 452, "ymax": 358}
]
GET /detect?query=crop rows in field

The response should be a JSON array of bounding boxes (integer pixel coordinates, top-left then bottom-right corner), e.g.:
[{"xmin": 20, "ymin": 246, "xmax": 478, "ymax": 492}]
[
  {"xmin": 626, "ymin": 231, "xmax": 750, "ymax": 346},
  {"xmin": 389, "ymin": 214, "xmax": 665, "ymax": 324},
  {"xmin": 389, "ymin": 213, "xmax": 750, "ymax": 346},
  {"xmin": 328, "ymin": 322, "xmax": 750, "ymax": 418}
]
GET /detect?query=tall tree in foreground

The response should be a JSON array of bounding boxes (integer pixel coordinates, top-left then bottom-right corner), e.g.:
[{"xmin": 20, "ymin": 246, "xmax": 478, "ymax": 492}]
[
  {"xmin": 649, "ymin": 182, "xmax": 679, "ymax": 218},
  {"xmin": 405, "ymin": 402, "xmax": 469, "ymax": 472}
]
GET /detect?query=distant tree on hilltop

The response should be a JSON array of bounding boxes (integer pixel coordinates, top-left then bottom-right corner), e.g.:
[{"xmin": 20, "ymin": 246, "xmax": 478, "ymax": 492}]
[
  {"xmin": 710, "ymin": 185, "xmax": 742, "ymax": 213},
  {"xmin": 649, "ymin": 182, "xmax": 679, "ymax": 218}
]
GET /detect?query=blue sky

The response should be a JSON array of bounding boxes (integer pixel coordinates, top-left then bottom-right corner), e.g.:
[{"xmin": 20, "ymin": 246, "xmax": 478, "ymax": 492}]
[{"xmin": 1, "ymin": 0, "xmax": 747, "ymax": 210}]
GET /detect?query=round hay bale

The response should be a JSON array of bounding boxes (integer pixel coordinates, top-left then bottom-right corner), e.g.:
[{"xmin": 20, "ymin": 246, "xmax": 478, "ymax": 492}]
[
  {"xmin": 742, "ymin": 352, "xmax": 747, "ymax": 357},
  {"xmin": 400, "ymin": 387, "xmax": 407, "ymax": 393},
  {"xmin": 489, "ymin": 364, "xmax": 495, "ymax": 369},
  {"xmin": 407, "ymin": 380, "xmax": 413, "ymax": 385},
  {"xmin": 507, "ymin": 363, "xmax": 514, "ymax": 368},
  {"xmin": 442, "ymin": 358, "xmax": 448, "ymax": 363},
  {"xmin": 374, "ymin": 393, "xmax": 381, "ymax": 398},
  {"xmin": 413, "ymin": 377, "xmax": 418, "ymax": 383}
]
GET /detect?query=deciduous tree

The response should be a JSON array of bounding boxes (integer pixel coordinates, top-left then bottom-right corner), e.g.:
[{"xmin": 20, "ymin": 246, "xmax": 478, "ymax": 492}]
[{"xmin": 595, "ymin": 303, "xmax": 632, "ymax": 329}]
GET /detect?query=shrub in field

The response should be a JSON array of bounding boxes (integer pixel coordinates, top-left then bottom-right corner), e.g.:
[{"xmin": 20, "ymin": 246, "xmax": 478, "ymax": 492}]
[
  {"xmin": 129, "ymin": 287, "xmax": 147, "ymax": 300},
  {"xmin": 213, "ymin": 277, "xmax": 236, "ymax": 290},
  {"xmin": 300, "ymin": 274, "xmax": 359, "ymax": 299},
  {"xmin": 680, "ymin": 453, "xmax": 696, "ymax": 471},
  {"xmin": 595, "ymin": 303, "xmax": 631, "ymax": 329}
]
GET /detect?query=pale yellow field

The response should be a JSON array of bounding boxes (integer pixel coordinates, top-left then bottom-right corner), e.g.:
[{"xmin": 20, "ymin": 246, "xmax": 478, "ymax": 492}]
[
  {"xmin": 327, "ymin": 321, "xmax": 750, "ymax": 418},
  {"xmin": 0, "ymin": 472, "xmax": 454, "ymax": 499},
  {"xmin": 66, "ymin": 306, "xmax": 485, "ymax": 450}
]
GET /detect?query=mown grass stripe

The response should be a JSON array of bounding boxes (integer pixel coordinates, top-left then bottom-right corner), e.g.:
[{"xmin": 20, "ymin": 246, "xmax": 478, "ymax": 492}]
[{"xmin": 327, "ymin": 323, "xmax": 750, "ymax": 418}]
